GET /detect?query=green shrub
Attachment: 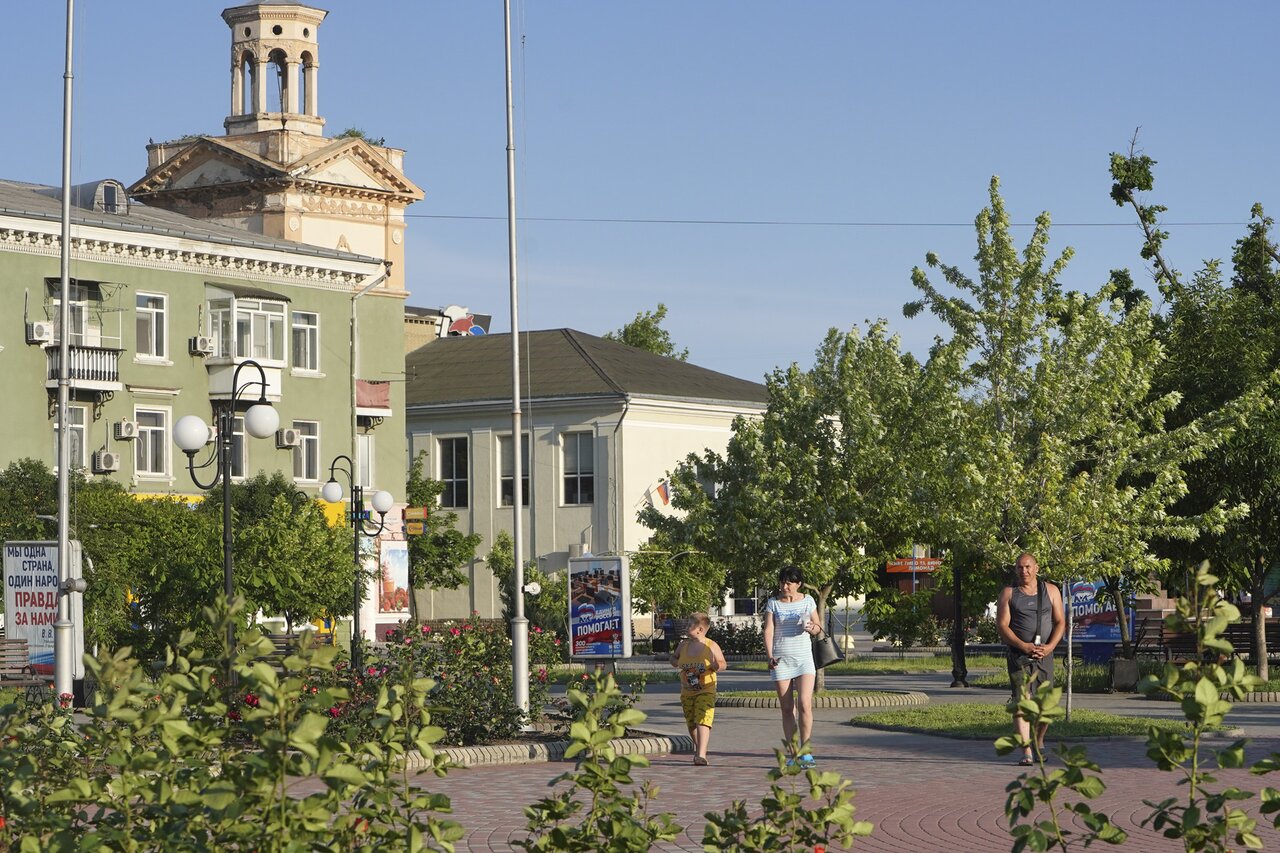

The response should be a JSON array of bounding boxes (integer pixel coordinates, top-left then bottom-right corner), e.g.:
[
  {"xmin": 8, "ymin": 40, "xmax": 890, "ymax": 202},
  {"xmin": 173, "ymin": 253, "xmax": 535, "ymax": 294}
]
[
  {"xmin": 0, "ymin": 596, "xmax": 462, "ymax": 851},
  {"xmin": 380, "ymin": 614, "xmax": 562, "ymax": 745},
  {"xmin": 707, "ymin": 618, "xmax": 764, "ymax": 655}
]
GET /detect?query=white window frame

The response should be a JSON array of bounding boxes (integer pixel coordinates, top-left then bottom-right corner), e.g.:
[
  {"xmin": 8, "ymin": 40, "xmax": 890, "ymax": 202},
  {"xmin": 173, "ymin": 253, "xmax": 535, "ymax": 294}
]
[
  {"xmin": 562, "ymin": 431, "xmax": 594, "ymax": 506},
  {"xmin": 293, "ymin": 420, "xmax": 320, "ymax": 483},
  {"xmin": 207, "ymin": 296, "xmax": 287, "ymax": 365},
  {"xmin": 135, "ymin": 407, "xmax": 170, "ymax": 478},
  {"xmin": 438, "ymin": 436, "xmax": 469, "ymax": 508},
  {"xmin": 135, "ymin": 291, "xmax": 168, "ymax": 361},
  {"xmin": 53, "ymin": 404, "xmax": 88, "ymax": 472},
  {"xmin": 498, "ymin": 433, "xmax": 530, "ymax": 508},
  {"xmin": 291, "ymin": 310, "xmax": 320, "ymax": 373}
]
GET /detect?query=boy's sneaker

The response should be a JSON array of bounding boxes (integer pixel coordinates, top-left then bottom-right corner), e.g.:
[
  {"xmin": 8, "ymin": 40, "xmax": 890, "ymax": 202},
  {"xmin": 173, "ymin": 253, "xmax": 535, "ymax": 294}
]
[{"xmin": 798, "ymin": 754, "xmax": 817, "ymax": 769}]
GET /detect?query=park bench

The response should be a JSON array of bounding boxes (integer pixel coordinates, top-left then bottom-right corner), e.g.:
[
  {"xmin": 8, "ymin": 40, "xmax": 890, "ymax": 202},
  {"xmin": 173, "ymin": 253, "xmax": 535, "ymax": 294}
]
[
  {"xmin": 1220, "ymin": 620, "xmax": 1280, "ymax": 663},
  {"xmin": 0, "ymin": 638, "xmax": 51, "ymax": 701},
  {"xmin": 254, "ymin": 631, "xmax": 336, "ymax": 673}
]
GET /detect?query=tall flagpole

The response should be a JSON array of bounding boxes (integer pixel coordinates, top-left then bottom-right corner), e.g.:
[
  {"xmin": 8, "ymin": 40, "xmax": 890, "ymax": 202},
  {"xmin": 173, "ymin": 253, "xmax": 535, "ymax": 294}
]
[
  {"xmin": 54, "ymin": 0, "xmax": 76, "ymax": 703},
  {"xmin": 504, "ymin": 0, "xmax": 529, "ymax": 715}
]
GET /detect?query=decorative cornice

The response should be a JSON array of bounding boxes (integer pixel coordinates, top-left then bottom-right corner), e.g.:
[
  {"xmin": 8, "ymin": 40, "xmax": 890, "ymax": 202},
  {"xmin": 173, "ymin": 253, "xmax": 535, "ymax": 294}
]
[{"xmin": 0, "ymin": 223, "xmax": 370, "ymax": 291}]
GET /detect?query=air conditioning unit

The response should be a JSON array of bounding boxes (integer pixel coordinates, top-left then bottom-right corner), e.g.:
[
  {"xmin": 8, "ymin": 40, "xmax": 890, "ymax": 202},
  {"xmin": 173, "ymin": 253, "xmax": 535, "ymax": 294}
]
[
  {"xmin": 275, "ymin": 428, "xmax": 302, "ymax": 449},
  {"xmin": 26, "ymin": 321, "xmax": 53, "ymax": 345},
  {"xmin": 92, "ymin": 450, "xmax": 121, "ymax": 473},
  {"xmin": 188, "ymin": 335, "xmax": 215, "ymax": 356},
  {"xmin": 113, "ymin": 419, "xmax": 139, "ymax": 441}
]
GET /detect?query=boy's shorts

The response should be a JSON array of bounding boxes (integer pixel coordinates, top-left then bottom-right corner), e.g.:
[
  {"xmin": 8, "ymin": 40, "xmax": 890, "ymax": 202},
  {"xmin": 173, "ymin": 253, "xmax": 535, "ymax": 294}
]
[{"xmin": 681, "ymin": 692, "xmax": 716, "ymax": 729}]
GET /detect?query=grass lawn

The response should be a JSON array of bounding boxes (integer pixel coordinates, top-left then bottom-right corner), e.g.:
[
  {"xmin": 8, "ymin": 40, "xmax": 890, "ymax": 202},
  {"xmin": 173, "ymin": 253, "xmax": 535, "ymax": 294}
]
[
  {"xmin": 969, "ymin": 661, "xmax": 1280, "ymax": 694},
  {"xmin": 735, "ymin": 654, "xmax": 1005, "ymax": 675},
  {"xmin": 852, "ymin": 702, "xmax": 1210, "ymax": 739}
]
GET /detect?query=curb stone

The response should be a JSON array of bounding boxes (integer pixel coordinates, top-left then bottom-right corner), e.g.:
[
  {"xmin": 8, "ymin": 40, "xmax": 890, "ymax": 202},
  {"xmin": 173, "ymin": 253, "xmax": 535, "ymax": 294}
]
[
  {"xmin": 716, "ymin": 690, "xmax": 928, "ymax": 709},
  {"xmin": 408, "ymin": 731, "xmax": 695, "ymax": 770}
]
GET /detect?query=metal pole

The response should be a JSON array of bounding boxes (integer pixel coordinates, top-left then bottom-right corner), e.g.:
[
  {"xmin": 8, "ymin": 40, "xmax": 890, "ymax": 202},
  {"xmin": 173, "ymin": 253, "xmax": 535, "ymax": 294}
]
[
  {"xmin": 351, "ymin": 483, "xmax": 363, "ymax": 674},
  {"xmin": 504, "ymin": 0, "xmax": 529, "ymax": 715},
  {"xmin": 53, "ymin": 0, "xmax": 76, "ymax": 704},
  {"xmin": 221, "ymin": 404, "xmax": 235, "ymax": 661}
]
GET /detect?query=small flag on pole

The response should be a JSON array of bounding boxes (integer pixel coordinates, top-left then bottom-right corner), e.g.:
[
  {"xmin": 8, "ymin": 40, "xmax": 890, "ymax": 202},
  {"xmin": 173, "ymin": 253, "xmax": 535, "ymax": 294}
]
[{"xmin": 656, "ymin": 480, "xmax": 670, "ymax": 505}]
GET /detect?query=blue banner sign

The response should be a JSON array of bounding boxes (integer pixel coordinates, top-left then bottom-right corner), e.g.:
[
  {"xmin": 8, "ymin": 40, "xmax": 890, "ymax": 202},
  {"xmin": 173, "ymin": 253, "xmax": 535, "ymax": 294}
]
[
  {"xmin": 1066, "ymin": 580, "xmax": 1133, "ymax": 642},
  {"xmin": 568, "ymin": 556, "xmax": 632, "ymax": 659}
]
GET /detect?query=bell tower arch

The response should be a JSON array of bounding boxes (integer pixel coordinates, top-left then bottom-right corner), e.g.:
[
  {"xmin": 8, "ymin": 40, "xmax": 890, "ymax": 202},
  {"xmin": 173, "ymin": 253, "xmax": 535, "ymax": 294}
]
[{"xmin": 222, "ymin": 3, "xmax": 327, "ymax": 136}]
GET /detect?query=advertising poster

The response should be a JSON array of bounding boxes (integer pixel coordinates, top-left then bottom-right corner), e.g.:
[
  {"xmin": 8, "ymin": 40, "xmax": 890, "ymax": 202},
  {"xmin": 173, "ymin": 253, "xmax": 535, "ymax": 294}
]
[
  {"xmin": 568, "ymin": 555, "xmax": 632, "ymax": 659},
  {"xmin": 2, "ymin": 541, "xmax": 84, "ymax": 677},
  {"xmin": 378, "ymin": 540, "xmax": 410, "ymax": 614},
  {"xmin": 1066, "ymin": 579, "xmax": 1133, "ymax": 643}
]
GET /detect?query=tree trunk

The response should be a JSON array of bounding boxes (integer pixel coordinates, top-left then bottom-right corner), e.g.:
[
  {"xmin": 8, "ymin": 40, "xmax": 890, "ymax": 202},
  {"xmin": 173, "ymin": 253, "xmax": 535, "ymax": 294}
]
[
  {"xmin": 1253, "ymin": 575, "xmax": 1269, "ymax": 682},
  {"xmin": 1107, "ymin": 580, "xmax": 1133, "ymax": 659}
]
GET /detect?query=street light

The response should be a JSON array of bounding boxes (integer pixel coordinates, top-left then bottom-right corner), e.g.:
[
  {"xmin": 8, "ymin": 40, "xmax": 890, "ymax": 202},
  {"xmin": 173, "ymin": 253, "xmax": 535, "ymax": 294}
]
[
  {"xmin": 173, "ymin": 359, "xmax": 279, "ymax": 658},
  {"xmin": 321, "ymin": 454, "xmax": 393, "ymax": 672}
]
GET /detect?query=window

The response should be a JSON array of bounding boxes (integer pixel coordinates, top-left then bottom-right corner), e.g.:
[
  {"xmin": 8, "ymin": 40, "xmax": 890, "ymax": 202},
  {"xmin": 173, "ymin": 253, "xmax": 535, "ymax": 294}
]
[
  {"xmin": 291, "ymin": 311, "xmax": 319, "ymax": 372},
  {"xmin": 207, "ymin": 296, "xmax": 287, "ymax": 362},
  {"xmin": 53, "ymin": 405, "xmax": 87, "ymax": 471},
  {"xmin": 499, "ymin": 434, "xmax": 530, "ymax": 507},
  {"xmin": 356, "ymin": 432, "xmax": 373, "ymax": 489},
  {"xmin": 135, "ymin": 409, "xmax": 169, "ymax": 477},
  {"xmin": 438, "ymin": 437, "xmax": 468, "ymax": 508},
  {"xmin": 293, "ymin": 421, "xmax": 320, "ymax": 482},
  {"xmin": 562, "ymin": 432, "xmax": 594, "ymax": 505},
  {"xmin": 136, "ymin": 292, "xmax": 167, "ymax": 359},
  {"xmin": 236, "ymin": 299, "xmax": 286, "ymax": 362},
  {"xmin": 102, "ymin": 183, "xmax": 119, "ymax": 214}
]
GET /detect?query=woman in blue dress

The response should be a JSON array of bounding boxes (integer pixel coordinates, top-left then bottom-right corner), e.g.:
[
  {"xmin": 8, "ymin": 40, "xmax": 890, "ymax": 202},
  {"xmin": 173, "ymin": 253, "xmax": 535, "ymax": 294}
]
[{"xmin": 763, "ymin": 565, "xmax": 822, "ymax": 767}]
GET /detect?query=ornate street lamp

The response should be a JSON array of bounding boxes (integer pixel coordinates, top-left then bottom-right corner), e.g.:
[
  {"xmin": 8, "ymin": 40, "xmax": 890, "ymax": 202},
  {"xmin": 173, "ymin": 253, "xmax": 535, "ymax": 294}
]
[
  {"xmin": 173, "ymin": 359, "xmax": 279, "ymax": 658},
  {"xmin": 321, "ymin": 454, "xmax": 393, "ymax": 672}
]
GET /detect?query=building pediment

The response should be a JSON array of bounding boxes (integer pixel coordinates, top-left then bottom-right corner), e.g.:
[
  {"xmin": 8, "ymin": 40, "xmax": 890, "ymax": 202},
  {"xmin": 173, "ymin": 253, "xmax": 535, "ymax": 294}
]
[
  {"xmin": 288, "ymin": 138, "xmax": 424, "ymax": 200},
  {"xmin": 129, "ymin": 137, "xmax": 286, "ymax": 196}
]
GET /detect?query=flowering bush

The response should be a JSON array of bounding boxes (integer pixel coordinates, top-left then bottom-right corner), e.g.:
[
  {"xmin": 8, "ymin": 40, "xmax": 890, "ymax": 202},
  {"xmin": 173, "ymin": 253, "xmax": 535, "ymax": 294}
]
[{"xmin": 380, "ymin": 614, "xmax": 563, "ymax": 745}]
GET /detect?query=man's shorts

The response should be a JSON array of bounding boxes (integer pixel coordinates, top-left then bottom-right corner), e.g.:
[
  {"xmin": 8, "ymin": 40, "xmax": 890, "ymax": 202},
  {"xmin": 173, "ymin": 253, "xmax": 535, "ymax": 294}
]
[
  {"xmin": 681, "ymin": 692, "xmax": 716, "ymax": 729},
  {"xmin": 1008, "ymin": 653, "xmax": 1053, "ymax": 702}
]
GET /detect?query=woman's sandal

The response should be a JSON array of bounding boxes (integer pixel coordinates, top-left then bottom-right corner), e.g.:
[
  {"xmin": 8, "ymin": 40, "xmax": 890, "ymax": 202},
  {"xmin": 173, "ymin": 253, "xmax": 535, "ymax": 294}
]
[
  {"xmin": 693, "ymin": 755, "xmax": 709, "ymax": 766},
  {"xmin": 1017, "ymin": 755, "xmax": 1034, "ymax": 766}
]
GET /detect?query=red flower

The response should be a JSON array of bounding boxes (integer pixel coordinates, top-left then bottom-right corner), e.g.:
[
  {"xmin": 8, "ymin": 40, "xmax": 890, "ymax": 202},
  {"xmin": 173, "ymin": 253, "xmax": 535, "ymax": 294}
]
[
  {"xmin": 243, "ymin": 693, "xmax": 260, "ymax": 708},
  {"xmin": 227, "ymin": 710, "xmax": 242, "ymax": 722},
  {"xmin": 533, "ymin": 626, "xmax": 543, "ymax": 633},
  {"xmin": 0, "ymin": 815, "xmax": 7, "ymax": 829},
  {"xmin": 328, "ymin": 706, "xmax": 341, "ymax": 718},
  {"xmin": 450, "ymin": 627, "xmax": 461, "ymax": 637},
  {"xmin": 421, "ymin": 625, "xmax": 432, "ymax": 634}
]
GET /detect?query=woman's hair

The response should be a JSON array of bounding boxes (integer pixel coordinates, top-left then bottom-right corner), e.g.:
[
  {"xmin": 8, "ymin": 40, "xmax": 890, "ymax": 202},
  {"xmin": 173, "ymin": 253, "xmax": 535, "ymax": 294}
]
[
  {"xmin": 777, "ymin": 565, "xmax": 804, "ymax": 586},
  {"xmin": 690, "ymin": 612, "xmax": 710, "ymax": 630}
]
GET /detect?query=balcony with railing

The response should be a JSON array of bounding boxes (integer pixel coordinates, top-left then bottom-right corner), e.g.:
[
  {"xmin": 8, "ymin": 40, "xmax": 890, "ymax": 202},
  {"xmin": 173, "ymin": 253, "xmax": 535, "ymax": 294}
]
[{"xmin": 44, "ymin": 345, "xmax": 123, "ymax": 391}]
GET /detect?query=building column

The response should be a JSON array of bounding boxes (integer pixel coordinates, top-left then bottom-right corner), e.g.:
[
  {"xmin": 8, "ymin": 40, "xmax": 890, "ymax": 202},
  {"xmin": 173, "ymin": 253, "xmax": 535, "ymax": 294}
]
[{"xmin": 286, "ymin": 60, "xmax": 300, "ymax": 114}]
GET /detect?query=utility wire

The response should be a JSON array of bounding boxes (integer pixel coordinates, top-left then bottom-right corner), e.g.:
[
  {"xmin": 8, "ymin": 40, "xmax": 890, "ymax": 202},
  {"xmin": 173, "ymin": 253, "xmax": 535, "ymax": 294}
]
[{"xmin": 405, "ymin": 213, "xmax": 1246, "ymax": 228}]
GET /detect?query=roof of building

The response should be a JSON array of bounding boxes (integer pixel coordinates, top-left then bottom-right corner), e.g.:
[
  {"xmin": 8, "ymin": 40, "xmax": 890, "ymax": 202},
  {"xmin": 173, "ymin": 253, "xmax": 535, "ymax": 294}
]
[
  {"xmin": 0, "ymin": 179, "xmax": 381, "ymax": 264},
  {"xmin": 405, "ymin": 329, "xmax": 769, "ymax": 408}
]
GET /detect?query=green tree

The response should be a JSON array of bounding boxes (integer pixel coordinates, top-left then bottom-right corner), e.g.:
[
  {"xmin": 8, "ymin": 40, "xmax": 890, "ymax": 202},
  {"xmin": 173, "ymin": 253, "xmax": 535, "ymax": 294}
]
[
  {"xmin": 906, "ymin": 177, "xmax": 1255, "ymax": 650},
  {"xmin": 236, "ymin": 494, "xmax": 351, "ymax": 633},
  {"xmin": 603, "ymin": 303, "xmax": 689, "ymax": 360},
  {"xmin": 405, "ymin": 451, "xmax": 480, "ymax": 615},
  {"xmin": 489, "ymin": 531, "xmax": 568, "ymax": 641},
  {"xmin": 1113, "ymin": 145, "xmax": 1280, "ymax": 675},
  {"xmin": 641, "ymin": 322, "xmax": 930, "ymax": 634}
]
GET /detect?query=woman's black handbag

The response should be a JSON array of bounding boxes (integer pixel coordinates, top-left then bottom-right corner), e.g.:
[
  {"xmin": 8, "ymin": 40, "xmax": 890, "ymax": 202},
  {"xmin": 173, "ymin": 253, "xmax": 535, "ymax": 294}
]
[{"xmin": 812, "ymin": 629, "xmax": 843, "ymax": 669}]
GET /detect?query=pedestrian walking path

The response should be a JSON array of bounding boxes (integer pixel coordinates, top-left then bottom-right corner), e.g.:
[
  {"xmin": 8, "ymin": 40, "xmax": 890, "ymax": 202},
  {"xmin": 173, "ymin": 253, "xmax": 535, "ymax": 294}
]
[{"xmin": 427, "ymin": 669, "xmax": 1280, "ymax": 851}]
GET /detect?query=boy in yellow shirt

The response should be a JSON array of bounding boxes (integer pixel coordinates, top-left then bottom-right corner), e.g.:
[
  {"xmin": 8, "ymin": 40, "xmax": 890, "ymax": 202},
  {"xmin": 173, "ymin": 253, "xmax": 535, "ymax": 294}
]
[{"xmin": 671, "ymin": 612, "xmax": 728, "ymax": 766}]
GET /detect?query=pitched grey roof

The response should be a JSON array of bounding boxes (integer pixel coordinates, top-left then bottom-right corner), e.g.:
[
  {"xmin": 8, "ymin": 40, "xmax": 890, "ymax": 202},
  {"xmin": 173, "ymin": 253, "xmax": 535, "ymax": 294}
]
[
  {"xmin": 0, "ymin": 179, "xmax": 379, "ymax": 264},
  {"xmin": 405, "ymin": 329, "xmax": 768, "ymax": 408}
]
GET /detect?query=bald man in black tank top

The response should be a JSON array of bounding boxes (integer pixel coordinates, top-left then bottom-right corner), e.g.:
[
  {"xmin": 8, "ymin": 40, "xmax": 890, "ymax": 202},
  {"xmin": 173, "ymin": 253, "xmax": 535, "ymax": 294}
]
[{"xmin": 996, "ymin": 552, "xmax": 1065, "ymax": 765}]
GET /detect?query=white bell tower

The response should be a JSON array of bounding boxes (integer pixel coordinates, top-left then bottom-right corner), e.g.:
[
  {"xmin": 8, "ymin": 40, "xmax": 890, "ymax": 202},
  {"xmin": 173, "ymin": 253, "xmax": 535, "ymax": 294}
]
[{"xmin": 222, "ymin": 3, "xmax": 327, "ymax": 137}]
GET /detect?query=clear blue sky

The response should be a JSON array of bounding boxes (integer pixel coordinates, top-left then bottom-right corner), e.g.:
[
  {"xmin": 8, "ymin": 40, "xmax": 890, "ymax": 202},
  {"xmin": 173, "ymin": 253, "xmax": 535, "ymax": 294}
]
[{"xmin": 5, "ymin": 2, "xmax": 1278, "ymax": 381}]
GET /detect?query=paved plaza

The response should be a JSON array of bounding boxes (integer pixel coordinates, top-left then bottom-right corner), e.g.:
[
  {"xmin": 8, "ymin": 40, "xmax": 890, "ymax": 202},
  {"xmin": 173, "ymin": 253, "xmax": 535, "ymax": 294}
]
[{"xmin": 430, "ymin": 668, "xmax": 1280, "ymax": 852}]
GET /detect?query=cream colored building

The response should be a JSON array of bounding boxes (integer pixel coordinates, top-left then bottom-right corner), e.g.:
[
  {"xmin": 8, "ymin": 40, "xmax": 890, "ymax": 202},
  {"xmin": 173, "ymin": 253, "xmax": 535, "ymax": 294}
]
[
  {"xmin": 128, "ymin": 2, "xmax": 423, "ymax": 297},
  {"xmin": 404, "ymin": 330, "xmax": 768, "ymax": 620}
]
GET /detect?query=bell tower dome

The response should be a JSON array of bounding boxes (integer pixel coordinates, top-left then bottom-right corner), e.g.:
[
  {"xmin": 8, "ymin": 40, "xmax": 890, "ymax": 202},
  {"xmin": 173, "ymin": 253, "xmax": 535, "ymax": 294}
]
[{"xmin": 222, "ymin": 2, "xmax": 327, "ymax": 136}]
